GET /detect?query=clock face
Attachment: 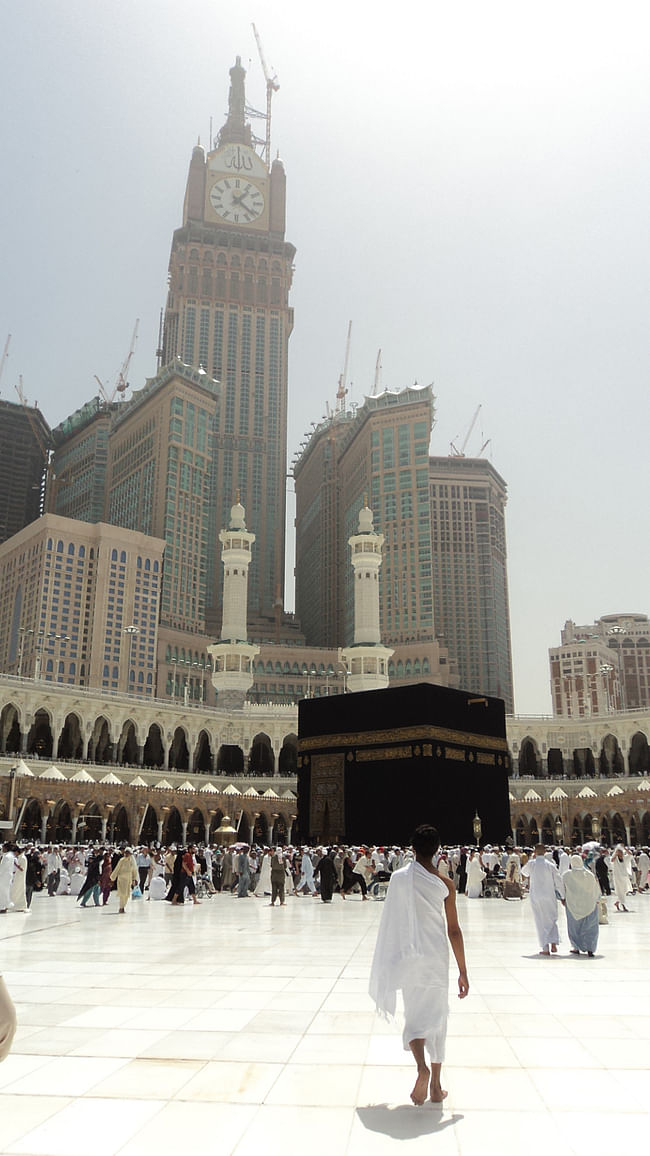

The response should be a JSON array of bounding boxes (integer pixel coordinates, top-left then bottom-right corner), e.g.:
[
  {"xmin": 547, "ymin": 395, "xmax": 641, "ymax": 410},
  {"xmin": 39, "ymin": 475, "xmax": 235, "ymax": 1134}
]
[{"xmin": 209, "ymin": 178, "xmax": 265, "ymax": 224}]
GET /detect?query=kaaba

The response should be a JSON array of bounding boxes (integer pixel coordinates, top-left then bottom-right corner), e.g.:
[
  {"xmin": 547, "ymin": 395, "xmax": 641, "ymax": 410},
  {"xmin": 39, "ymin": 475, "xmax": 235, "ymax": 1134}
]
[{"xmin": 297, "ymin": 682, "xmax": 512, "ymax": 847}]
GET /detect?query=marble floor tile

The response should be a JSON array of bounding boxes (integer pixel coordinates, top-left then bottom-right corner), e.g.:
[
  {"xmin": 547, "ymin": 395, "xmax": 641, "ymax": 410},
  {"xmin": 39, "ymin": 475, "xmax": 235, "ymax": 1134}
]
[
  {"xmin": 2, "ymin": 1055, "xmax": 129, "ymax": 1097},
  {"xmin": 85, "ymin": 1058, "xmax": 203, "ymax": 1099},
  {"xmin": 174, "ymin": 1059, "xmax": 281, "ymax": 1102},
  {"xmin": 0, "ymin": 1095, "xmax": 72, "ymax": 1151},
  {"xmin": 232, "ymin": 1105, "xmax": 355, "ymax": 1156},
  {"xmin": 119, "ymin": 1101, "xmax": 258, "ymax": 1155},
  {"xmin": 266, "ymin": 1062, "xmax": 362, "ymax": 1106},
  {"xmin": 6, "ymin": 1096, "xmax": 163, "ymax": 1156}
]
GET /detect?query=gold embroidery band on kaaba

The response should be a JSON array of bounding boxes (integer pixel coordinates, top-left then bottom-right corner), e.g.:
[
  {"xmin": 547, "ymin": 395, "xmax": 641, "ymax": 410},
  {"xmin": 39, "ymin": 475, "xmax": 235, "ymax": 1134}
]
[
  {"xmin": 356, "ymin": 745, "xmax": 414, "ymax": 763},
  {"xmin": 298, "ymin": 724, "xmax": 508, "ymax": 755}
]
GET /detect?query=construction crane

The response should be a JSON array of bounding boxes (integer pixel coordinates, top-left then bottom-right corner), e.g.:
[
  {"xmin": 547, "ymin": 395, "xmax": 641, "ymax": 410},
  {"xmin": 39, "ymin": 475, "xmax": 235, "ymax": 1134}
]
[
  {"xmin": 371, "ymin": 348, "xmax": 382, "ymax": 395},
  {"xmin": 450, "ymin": 404, "xmax": 482, "ymax": 457},
  {"xmin": 336, "ymin": 321, "xmax": 352, "ymax": 413},
  {"xmin": 0, "ymin": 333, "xmax": 10, "ymax": 390},
  {"xmin": 251, "ymin": 24, "xmax": 279, "ymax": 167},
  {"xmin": 94, "ymin": 319, "xmax": 140, "ymax": 406}
]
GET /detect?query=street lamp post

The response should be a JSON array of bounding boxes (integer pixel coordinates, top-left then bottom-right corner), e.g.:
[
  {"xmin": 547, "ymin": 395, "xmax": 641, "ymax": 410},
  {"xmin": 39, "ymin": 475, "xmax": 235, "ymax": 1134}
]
[
  {"xmin": 123, "ymin": 625, "xmax": 139, "ymax": 692},
  {"xmin": 17, "ymin": 628, "xmax": 34, "ymax": 677}
]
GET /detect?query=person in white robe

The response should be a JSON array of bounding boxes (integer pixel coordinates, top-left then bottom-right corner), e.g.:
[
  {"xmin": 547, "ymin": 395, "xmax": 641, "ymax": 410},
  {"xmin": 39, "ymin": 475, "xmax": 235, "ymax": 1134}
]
[
  {"xmin": 254, "ymin": 848, "xmax": 273, "ymax": 897},
  {"xmin": 0, "ymin": 975, "xmax": 17, "ymax": 1062},
  {"xmin": 637, "ymin": 849, "xmax": 650, "ymax": 891},
  {"xmin": 611, "ymin": 845, "xmax": 631, "ymax": 911},
  {"xmin": 369, "ymin": 824, "xmax": 469, "ymax": 1106},
  {"xmin": 0, "ymin": 845, "xmax": 16, "ymax": 913},
  {"xmin": 521, "ymin": 844, "xmax": 565, "ymax": 953},
  {"xmin": 558, "ymin": 848, "xmax": 571, "ymax": 875},
  {"xmin": 623, "ymin": 848, "xmax": 636, "ymax": 892},
  {"xmin": 466, "ymin": 851, "xmax": 485, "ymax": 898},
  {"xmin": 9, "ymin": 849, "xmax": 28, "ymax": 912},
  {"xmin": 294, "ymin": 848, "xmax": 317, "ymax": 895},
  {"xmin": 564, "ymin": 854, "xmax": 600, "ymax": 956}
]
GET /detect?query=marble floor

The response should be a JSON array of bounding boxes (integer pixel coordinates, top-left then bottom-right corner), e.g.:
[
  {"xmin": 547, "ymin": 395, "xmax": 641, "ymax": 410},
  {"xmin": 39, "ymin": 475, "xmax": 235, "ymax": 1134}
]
[{"xmin": 0, "ymin": 884, "xmax": 648, "ymax": 1154}]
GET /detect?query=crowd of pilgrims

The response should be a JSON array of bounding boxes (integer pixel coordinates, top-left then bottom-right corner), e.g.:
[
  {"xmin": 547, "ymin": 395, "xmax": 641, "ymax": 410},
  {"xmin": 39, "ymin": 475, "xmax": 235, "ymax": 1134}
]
[{"xmin": 1, "ymin": 838, "xmax": 649, "ymax": 915}]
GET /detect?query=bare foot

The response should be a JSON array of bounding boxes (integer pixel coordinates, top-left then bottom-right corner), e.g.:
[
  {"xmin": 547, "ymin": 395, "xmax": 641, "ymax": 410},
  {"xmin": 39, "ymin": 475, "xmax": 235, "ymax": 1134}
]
[
  {"xmin": 410, "ymin": 1067, "xmax": 430, "ymax": 1106},
  {"xmin": 550, "ymin": 944, "xmax": 558, "ymax": 953},
  {"xmin": 430, "ymin": 1077, "xmax": 448, "ymax": 1103}
]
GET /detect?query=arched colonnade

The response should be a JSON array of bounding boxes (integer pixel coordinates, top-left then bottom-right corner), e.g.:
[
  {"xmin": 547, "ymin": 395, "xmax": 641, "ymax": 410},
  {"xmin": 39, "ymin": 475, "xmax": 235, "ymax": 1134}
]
[{"xmin": 0, "ymin": 699, "xmax": 297, "ymax": 779}]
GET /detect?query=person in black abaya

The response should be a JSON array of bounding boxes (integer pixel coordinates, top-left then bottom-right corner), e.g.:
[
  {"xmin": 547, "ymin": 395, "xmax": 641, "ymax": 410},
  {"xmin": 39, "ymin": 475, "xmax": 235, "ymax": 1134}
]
[
  {"xmin": 456, "ymin": 849, "xmax": 468, "ymax": 895},
  {"xmin": 314, "ymin": 849, "xmax": 338, "ymax": 903},
  {"xmin": 165, "ymin": 848, "xmax": 185, "ymax": 903},
  {"xmin": 78, "ymin": 850, "xmax": 102, "ymax": 907}
]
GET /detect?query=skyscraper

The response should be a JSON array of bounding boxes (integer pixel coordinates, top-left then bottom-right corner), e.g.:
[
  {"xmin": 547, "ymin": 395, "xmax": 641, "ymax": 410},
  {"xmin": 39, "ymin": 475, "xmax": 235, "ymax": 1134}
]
[
  {"xmin": 429, "ymin": 456, "xmax": 514, "ymax": 712},
  {"xmin": 0, "ymin": 398, "xmax": 51, "ymax": 546},
  {"xmin": 295, "ymin": 385, "xmax": 452, "ymax": 686},
  {"xmin": 161, "ymin": 57, "xmax": 295, "ymax": 632},
  {"xmin": 0, "ymin": 513, "xmax": 164, "ymax": 695},
  {"xmin": 49, "ymin": 398, "xmax": 115, "ymax": 524},
  {"xmin": 104, "ymin": 362, "xmax": 219, "ymax": 635}
]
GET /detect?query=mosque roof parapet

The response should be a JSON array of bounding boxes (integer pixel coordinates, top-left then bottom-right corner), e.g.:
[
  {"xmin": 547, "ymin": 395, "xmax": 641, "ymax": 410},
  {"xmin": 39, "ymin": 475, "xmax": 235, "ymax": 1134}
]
[
  {"xmin": 112, "ymin": 360, "xmax": 220, "ymax": 430},
  {"xmin": 51, "ymin": 395, "xmax": 116, "ymax": 443},
  {"xmin": 293, "ymin": 383, "xmax": 433, "ymax": 473}
]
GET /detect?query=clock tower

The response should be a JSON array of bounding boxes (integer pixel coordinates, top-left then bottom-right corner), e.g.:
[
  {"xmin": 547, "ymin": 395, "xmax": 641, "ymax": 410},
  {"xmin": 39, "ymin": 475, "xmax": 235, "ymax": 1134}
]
[{"xmin": 162, "ymin": 56, "xmax": 295, "ymax": 631}]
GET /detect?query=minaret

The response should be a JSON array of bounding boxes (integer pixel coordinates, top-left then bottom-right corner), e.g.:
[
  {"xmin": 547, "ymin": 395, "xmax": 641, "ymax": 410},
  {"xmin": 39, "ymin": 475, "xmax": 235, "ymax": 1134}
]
[
  {"xmin": 208, "ymin": 494, "xmax": 260, "ymax": 708},
  {"xmin": 340, "ymin": 497, "xmax": 393, "ymax": 692}
]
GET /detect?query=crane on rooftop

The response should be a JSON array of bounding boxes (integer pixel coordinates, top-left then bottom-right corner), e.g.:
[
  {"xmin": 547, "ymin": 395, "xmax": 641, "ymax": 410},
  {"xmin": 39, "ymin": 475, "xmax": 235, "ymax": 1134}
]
[
  {"xmin": 336, "ymin": 321, "xmax": 352, "ymax": 413},
  {"xmin": 94, "ymin": 319, "xmax": 140, "ymax": 406},
  {"xmin": 252, "ymin": 23, "xmax": 279, "ymax": 167},
  {"xmin": 450, "ymin": 404, "xmax": 482, "ymax": 457},
  {"xmin": 0, "ymin": 334, "xmax": 10, "ymax": 391}
]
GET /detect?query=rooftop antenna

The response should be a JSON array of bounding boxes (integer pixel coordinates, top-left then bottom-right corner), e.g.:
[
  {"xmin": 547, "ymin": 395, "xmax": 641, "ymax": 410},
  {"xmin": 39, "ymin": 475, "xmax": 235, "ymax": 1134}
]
[
  {"xmin": 336, "ymin": 320, "xmax": 352, "ymax": 413},
  {"xmin": 252, "ymin": 23, "xmax": 279, "ymax": 167},
  {"xmin": 0, "ymin": 333, "xmax": 10, "ymax": 391},
  {"xmin": 371, "ymin": 348, "xmax": 382, "ymax": 395}
]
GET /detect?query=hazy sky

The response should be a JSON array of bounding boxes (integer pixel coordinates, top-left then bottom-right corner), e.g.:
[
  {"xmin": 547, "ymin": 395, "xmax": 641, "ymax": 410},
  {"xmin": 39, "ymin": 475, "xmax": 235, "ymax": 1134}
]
[{"xmin": 1, "ymin": 1, "xmax": 649, "ymax": 714}]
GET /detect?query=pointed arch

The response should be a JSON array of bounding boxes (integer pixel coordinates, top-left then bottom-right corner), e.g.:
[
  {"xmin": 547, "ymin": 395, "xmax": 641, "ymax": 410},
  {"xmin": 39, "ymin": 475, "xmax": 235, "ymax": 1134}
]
[
  {"xmin": 0, "ymin": 702, "xmax": 22, "ymax": 755},
  {"xmin": 90, "ymin": 716, "xmax": 113, "ymax": 763},
  {"xmin": 26, "ymin": 708, "xmax": 54, "ymax": 759},
  {"xmin": 57, "ymin": 712, "xmax": 83, "ymax": 760},
  {"xmin": 194, "ymin": 730, "xmax": 213, "ymax": 774},
  {"xmin": 248, "ymin": 732, "xmax": 274, "ymax": 777},
  {"xmin": 169, "ymin": 726, "xmax": 190, "ymax": 771},
  {"xmin": 143, "ymin": 723, "xmax": 165, "ymax": 768},
  {"xmin": 279, "ymin": 734, "xmax": 297, "ymax": 777}
]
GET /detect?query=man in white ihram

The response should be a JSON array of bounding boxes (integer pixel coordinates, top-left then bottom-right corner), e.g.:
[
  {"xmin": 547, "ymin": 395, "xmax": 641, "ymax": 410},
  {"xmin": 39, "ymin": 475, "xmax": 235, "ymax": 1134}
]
[
  {"xmin": 521, "ymin": 843, "xmax": 566, "ymax": 955},
  {"xmin": 369, "ymin": 824, "xmax": 469, "ymax": 1106}
]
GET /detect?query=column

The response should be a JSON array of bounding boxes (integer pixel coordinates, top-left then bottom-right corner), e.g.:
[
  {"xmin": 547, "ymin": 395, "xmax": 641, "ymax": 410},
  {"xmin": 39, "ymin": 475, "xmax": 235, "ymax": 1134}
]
[
  {"xmin": 181, "ymin": 821, "xmax": 188, "ymax": 845},
  {"xmin": 157, "ymin": 819, "xmax": 164, "ymax": 844},
  {"xmin": 101, "ymin": 817, "xmax": 108, "ymax": 842}
]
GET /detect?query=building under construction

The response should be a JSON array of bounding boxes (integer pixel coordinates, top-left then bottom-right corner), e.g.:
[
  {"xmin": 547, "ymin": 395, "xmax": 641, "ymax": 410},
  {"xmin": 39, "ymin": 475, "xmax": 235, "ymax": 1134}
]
[{"xmin": 0, "ymin": 397, "xmax": 51, "ymax": 546}]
